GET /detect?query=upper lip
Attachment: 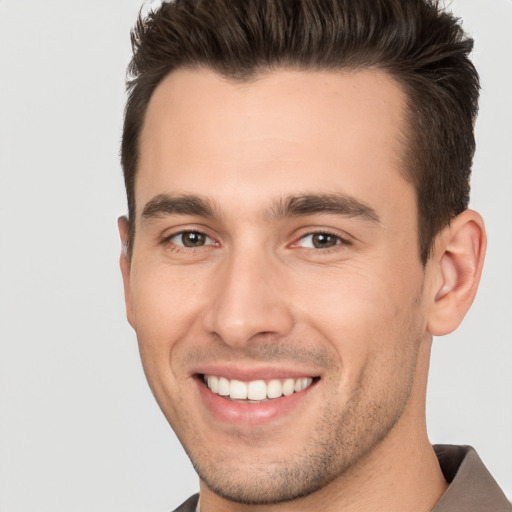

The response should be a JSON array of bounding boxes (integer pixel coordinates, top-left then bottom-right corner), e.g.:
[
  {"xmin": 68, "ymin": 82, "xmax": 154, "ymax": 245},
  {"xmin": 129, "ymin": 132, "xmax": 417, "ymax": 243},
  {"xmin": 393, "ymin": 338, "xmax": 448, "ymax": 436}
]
[{"xmin": 191, "ymin": 364, "xmax": 321, "ymax": 382}]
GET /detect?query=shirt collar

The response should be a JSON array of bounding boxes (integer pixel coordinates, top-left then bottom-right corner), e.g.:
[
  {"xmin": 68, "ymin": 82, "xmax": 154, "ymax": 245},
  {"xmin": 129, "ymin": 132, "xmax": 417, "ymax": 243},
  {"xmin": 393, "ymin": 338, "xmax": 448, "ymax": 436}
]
[{"xmin": 432, "ymin": 445, "xmax": 510, "ymax": 511}]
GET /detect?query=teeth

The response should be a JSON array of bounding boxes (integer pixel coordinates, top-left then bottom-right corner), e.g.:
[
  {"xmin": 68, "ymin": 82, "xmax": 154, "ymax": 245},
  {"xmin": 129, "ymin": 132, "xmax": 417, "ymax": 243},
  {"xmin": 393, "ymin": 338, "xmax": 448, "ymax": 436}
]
[
  {"xmin": 204, "ymin": 375, "xmax": 314, "ymax": 401},
  {"xmin": 207, "ymin": 376, "xmax": 219, "ymax": 394},
  {"xmin": 230, "ymin": 379, "xmax": 248, "ymax": 400},
  {"xmin": 218, "ymin": 377, "xmax": 230, "ymax": 396},
  {"xmin": 247, "ymin": 380, "xmax": 267, "ymax": 400},
  {"xmin": 282, "ymin": 378, "xmax": 295, "ymax": 396},
  {"xmin": 267, "ymin": 379, "xmax": 282, "ymax": 399}
]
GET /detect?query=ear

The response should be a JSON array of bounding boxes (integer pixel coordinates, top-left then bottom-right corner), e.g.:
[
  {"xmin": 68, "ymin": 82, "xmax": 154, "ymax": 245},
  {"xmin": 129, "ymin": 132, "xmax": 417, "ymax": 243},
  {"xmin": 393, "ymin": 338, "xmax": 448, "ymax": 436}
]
[
  {"xmin": 118, "ymin": 216, "xmax": 136, "ymax": 329},
  {"xmin": 427, "ymin": 209, "xmax": 486, "ymax": 336}
]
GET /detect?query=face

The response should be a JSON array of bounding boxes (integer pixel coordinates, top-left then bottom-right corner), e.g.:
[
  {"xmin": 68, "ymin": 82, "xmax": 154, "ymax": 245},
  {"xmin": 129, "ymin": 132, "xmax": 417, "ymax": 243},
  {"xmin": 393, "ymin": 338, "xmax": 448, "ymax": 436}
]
[{"xmin": 121, "ymin": 68, "xmax": 434, "ymax": 505}]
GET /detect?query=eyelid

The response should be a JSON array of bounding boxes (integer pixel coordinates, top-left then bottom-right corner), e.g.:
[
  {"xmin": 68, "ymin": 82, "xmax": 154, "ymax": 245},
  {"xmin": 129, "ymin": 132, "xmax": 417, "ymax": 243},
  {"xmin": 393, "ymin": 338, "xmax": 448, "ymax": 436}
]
[
  {"xmin": 158, "ymin": 225, "xmax": 352, "ymax": 252},
  {"xmin": 160, "ymin": 226, "xmax": 219, "ymax": 250},
  {"xmin": 170, "ymin": 230, "xmax": 214, "ymax": 246},
  {"xmin": 290, "ymin": 228, "xmax": 352, "ymax": 249}
]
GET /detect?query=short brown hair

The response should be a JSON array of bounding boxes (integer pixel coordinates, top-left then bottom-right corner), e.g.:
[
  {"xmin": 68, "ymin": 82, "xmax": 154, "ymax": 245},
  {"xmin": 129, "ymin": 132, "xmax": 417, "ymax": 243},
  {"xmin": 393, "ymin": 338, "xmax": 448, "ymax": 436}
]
[{"xmin": 121, "ymin": 0, "xmax": 479, "ymax": 263}]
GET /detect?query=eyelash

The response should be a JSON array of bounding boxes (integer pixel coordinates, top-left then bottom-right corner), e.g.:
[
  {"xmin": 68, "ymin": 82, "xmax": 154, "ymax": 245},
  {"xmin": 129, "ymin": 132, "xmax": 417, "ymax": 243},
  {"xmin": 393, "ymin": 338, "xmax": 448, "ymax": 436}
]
[
  {"xmin": 292, "ymin": 230, "xmax": 351, "ymax": 252},
  {"xmin": 160, "ymin": 230, "xmax": 215, "ymax": 252},
  {"xmin": 160, "ymin": 229, "xmax": 351, "ymax": 253}
]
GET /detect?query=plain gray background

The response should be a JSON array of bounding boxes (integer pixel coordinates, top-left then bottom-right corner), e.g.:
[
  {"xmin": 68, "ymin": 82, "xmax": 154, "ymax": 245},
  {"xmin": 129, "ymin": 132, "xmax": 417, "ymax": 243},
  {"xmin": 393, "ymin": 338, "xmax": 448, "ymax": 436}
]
[{"xmin": 0, "ymin": 1, "xmax": 511, "ymax": 510}]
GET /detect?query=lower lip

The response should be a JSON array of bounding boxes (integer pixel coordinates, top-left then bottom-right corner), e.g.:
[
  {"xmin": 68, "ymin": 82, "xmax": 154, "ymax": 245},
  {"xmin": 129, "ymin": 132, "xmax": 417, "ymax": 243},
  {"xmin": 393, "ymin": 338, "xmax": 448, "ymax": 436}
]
[{"xmin": 195, "ymin": 376, "xmax": 317, "ymax": 426}]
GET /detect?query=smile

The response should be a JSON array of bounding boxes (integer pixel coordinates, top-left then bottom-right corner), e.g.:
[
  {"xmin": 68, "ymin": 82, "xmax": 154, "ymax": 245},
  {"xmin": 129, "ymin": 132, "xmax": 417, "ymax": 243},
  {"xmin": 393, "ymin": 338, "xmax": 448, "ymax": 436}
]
[{"xmin": 203, "ymin": 375, "xmax": 315, "ymax": 402}]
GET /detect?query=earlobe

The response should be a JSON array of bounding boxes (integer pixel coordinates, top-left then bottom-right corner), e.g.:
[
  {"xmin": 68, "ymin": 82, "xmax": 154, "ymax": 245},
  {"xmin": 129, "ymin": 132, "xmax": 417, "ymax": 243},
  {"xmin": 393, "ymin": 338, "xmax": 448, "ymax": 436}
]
[
  {"xmin": 427, "ymin": 210, "xmax": 486, "ymax": 336},
  {"xmin": 118, "ymin": 216, "xmax": 136, "ymax": 329}
]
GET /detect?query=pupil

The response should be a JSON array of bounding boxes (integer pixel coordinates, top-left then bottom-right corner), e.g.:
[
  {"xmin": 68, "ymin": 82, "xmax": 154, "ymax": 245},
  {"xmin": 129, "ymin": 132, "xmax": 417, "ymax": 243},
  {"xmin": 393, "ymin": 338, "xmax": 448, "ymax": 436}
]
[
  {"xmin": 183, "ymin": 232, "xmax": 205, "ymax": 247},
  {"xmin": 313, "ymin": 233, "xmax": 337, "ymax": 248}
]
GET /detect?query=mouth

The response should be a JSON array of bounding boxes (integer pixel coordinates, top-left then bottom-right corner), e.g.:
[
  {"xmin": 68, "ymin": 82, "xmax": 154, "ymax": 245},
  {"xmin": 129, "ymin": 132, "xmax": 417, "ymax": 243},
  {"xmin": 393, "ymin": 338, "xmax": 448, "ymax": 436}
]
[
  {"xmin": 201, "ymin": 374, "xmax": 318, "ymax": 402},
  {"xmin": 193, "ymin": 367, "xmax": 321, "ymax": 425}
]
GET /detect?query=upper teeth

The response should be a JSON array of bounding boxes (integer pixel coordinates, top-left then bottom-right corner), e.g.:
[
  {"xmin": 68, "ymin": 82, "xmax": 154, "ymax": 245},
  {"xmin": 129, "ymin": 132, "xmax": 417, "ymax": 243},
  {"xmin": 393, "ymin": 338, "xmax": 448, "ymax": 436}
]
[{"xmin": 205, "ymin": 375, "xmax": 314, "ymax": 401}]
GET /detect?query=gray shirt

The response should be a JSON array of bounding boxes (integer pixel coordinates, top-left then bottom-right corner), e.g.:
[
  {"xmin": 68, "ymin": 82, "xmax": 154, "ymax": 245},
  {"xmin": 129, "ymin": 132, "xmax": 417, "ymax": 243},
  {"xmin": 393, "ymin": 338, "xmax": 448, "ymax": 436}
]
[
  {"xmin": 172, "ymin": 445, "xmax": 511, "ymax": 511},
  {"xmin": 433, "ymin": 445, "xmax": 510, "ymax": 511}
]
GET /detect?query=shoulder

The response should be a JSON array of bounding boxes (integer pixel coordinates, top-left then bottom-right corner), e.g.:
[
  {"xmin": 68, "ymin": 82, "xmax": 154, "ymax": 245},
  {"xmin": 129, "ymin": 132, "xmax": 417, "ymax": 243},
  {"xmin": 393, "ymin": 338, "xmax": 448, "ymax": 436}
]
[
  {"xmin": 433, "ymin": 445, "xmax": 511, "ymax": 511},
  {"xmin": 171, "ymin": 493, "xmax": 199, "ymax": 512}
]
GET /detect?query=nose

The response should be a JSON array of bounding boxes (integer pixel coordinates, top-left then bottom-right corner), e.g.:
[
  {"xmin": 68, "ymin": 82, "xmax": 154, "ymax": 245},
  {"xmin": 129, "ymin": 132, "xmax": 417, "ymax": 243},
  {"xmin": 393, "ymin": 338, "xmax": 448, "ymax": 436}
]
[{"xmin": 202, "ymin": 249, "xmax": 294, "ymax": 348}]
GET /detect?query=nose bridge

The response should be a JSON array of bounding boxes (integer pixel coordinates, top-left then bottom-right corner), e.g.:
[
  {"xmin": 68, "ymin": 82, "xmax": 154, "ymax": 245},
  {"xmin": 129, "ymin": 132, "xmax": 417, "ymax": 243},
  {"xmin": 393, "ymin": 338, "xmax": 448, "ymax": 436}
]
[{"xmin": 203, "ymin": 243, "xmax": 293, "ymax": 347}]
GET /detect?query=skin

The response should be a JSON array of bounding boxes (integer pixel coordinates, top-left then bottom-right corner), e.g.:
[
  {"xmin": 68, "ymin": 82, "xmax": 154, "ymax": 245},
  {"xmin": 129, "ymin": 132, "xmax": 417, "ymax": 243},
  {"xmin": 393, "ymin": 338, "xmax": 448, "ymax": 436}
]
[{"xmin": 119, "ymin": 68, "xmax": 486, "ymax": 511}]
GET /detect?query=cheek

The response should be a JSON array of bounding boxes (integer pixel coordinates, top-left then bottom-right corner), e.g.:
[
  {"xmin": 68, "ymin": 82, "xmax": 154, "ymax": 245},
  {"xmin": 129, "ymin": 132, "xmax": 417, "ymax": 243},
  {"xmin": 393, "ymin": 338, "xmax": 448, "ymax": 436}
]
[
  {"xmin": 129, "ymin": 265, "xmax": 208, "ymax": 358},
  {"xmin": 128, "ymin": 266, "xmax": 211, "ymax": 420},
  {"xmin": 291, "ymin": 261, "xmax": 424, "ymax": 376}
]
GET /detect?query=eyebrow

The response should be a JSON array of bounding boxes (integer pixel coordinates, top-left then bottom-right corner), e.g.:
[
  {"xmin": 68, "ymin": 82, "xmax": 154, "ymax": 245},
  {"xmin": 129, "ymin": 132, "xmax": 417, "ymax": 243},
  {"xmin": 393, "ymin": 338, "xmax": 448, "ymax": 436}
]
[
  {"xmin": 141, "ymin": 194, "xmax": 217, "ymax": 221},
  {"xmin": 267, "ymin": 193, "xmax": 380, "ymax": 223},
  {"xmin": 140, "ymin": 192, "xmax": 380, "ymax": 224}
]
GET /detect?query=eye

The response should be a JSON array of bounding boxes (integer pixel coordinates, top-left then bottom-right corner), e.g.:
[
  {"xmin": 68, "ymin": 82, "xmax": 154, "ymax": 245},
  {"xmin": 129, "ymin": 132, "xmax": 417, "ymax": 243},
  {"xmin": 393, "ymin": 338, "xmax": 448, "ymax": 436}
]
[
  {"xmin": 168, "ymin": 230, "xmax": 214, "ymax": 248},
  {"xmin": 297, "ymin": 232, "xmax": 344, "ymax": 249}
]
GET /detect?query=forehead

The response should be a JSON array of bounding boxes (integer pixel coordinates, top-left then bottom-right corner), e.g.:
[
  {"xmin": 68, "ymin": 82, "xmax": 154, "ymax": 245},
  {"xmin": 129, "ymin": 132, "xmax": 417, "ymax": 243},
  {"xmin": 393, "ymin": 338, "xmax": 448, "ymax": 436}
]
[{"xmin": 137, "ymin": 67, "xmax": 412, "ymax": 221}]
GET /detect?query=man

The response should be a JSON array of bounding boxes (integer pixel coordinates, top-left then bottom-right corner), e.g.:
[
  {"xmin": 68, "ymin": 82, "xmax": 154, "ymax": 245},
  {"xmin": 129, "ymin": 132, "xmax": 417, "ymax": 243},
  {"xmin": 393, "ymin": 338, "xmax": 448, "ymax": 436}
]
[{"xmin": 117, "ymin": 0, "xmax": 510, "ymax": 510}]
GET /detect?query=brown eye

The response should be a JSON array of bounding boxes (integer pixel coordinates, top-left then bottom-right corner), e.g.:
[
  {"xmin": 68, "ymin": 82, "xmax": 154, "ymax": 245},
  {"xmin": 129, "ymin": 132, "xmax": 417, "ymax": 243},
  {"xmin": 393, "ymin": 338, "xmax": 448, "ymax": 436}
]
[
  {"xmin": 298, "ymin": 233, "xmax": 342, "ymax": 249},
  {"xmin": 170, "ymin": 231, "xmax": 211, "ymax": 247},
  {"xmin": 312, "ymin": 233, "xmax": 339, "ymax": 248}
]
